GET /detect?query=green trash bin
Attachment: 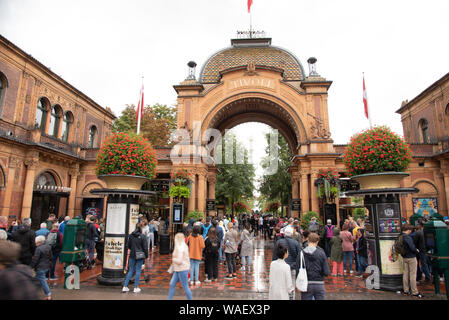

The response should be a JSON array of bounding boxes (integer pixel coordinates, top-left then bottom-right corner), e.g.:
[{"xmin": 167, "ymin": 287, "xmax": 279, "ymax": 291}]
[{"xmin": 60, "ymin": 217, "xmax": 86, "ymax": 289}]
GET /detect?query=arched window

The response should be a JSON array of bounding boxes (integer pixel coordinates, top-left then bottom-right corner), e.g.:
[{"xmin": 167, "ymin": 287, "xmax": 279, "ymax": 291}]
[
  {"xmin": 0, "ymin": 72, "xmax": 7, "ymax": 116},
  {"xmin": 61, "ymin": 111, "xmax": 73, "ymax": 142},
  {"xmin": 88, "ymin": 125, "xmax": 97, "ymax": 148},
  {"xmin": 48, "ymin": 105, "xmax": 62, "ymax": 137},
  {"xmin": 34, "ymin": 171, "xmax": 57, "ymax": 190},
  {"xmin": 35, "ymin": 98, "xmax": 49, "ymax": 131},
  {"xmin": 419, "ymin": 118, "xmax": 429, "ymax": 143}
]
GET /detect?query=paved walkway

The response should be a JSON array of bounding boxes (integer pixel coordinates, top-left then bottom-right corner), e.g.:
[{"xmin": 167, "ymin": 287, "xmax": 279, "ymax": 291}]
[{"xmin": 46, "ymin": 236, "xmax": 447, "ymax": 300}]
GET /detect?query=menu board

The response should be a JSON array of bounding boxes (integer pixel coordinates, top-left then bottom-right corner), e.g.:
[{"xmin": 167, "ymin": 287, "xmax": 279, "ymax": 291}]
[
  {"xmin": 380, "ymin": 239, "xmax": 403, "ymax": 275},
  {"xmin": 128, "ymin": 204, "xmax": 140, "ymax": 234},
  {"xmin": 106, "ymin": 203, "xmax": 127, "ymax": 235},
  {"xmin": 376, "ymin": 203, "xmax": 401, "ymax": 235}
]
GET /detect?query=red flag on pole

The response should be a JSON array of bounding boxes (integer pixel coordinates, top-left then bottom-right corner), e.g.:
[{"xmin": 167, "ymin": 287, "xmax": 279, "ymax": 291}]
[
  {"xmin": 248, "ymin": 0, "xmax": 253, "ymax": 13},
  {"xmin": 136, "ymin": 82, "xmax": 144, "ymax": 134},
  {"xmin": 363, "ymin": 74, "xmax": 368, "ymax": 119}
]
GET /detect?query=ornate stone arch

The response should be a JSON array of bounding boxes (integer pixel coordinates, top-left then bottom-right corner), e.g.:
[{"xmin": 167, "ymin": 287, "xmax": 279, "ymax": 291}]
[
  {"xmin": 201, "ymin": 92, "xmax": 308, "ymax": 154},
  {"xmin": 412, "ymin": 179, "xmax": 439, "ymax": 197},
  {"xmin": 81, "ymin": 180, "xmax": 107, "ymax": 198}
]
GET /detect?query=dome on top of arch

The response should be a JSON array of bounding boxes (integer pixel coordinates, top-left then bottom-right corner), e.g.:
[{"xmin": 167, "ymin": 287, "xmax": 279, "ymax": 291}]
[{"xmin": 199, "ymin": 37, "xmax": 306, "ymax": 83}]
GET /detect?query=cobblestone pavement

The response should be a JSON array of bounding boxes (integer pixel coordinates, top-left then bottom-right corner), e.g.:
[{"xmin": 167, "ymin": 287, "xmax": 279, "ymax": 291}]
[{"xmin": 46, "ymin": 236, "xmax": 447, "ymax": 301}]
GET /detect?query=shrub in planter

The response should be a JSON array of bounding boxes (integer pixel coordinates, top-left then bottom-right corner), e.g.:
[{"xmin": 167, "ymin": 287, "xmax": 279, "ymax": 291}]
[
  {"xmin": 343, "ymin": 126, "xmax": 412, "ymax": 176},
  {"xmin": 185, "ymin": 210, "xmax": 204, "ymax": 223},
  {"xmin": 95, "ymin": 132, "xmax": 157, "ymax": 179},
  {"xmin": 300, "ymin": 211, "xmax": 323, "ymax": 232}
]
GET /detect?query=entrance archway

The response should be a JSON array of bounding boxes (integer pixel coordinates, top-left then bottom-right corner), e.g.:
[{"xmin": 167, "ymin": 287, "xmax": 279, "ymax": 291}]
[{"xmin": 172, "ymin": 35, "xmax": 336, "ymax": 219}]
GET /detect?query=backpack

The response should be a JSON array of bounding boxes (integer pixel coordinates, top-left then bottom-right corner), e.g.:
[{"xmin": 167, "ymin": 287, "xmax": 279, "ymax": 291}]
[
  {"xmin": 325, "ymin": 225, "xmax": 334, "ymax": 238},
  {"xmin": 393, "ymin": 234, "xmax": 406, "ymax": 257},
  {"xmin": 208, "ymin": 238, "xmax": 220, "ymax": 255},
  {"xmin": 46, "ymin": 232, "xmax": 58, "ymax": 248}
]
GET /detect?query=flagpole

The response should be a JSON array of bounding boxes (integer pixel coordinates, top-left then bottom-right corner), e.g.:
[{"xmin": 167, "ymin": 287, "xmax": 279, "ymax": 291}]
[{"xmin": 136, "ymin": 76, "xmax": 144, "ymax": 135}]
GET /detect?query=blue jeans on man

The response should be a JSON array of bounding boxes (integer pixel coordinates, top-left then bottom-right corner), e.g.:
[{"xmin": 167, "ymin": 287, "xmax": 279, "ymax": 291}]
[
  {"xmin": 50, "ymin": 251, "xmax": 60, "ymax": 278},
  {"xmin": 35, "ymin": 269, "xmax": 51, "ymax": 297},
  {"xmin": 356, "ymin": 255, "xmax": 368, "ymax": 275},
  {"xmin": 416, "ymin": 251, "xmax": 431, "ymax": 281},
  {"xmin": 301, "ymin": 283, "xmax": 326, "ymax": 300},
  {"xmin": 168, "ymin": 270, "xmax": 192, "ymax": 300},
  {"xmin": 325, "ymin": 238, "xmax": 332, "ymax": 257},
  {"xmin": 86, "ymin": 239, "xmax": 96, "ymax": 264},
  {"xmin": 124, "ymin": 258, "xmax": 144, "ymax": 288}
]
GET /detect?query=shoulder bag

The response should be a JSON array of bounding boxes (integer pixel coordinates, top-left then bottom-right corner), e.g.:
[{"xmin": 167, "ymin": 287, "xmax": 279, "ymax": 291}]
[{"xmin": 295, "ymin": 251, "xmax": 308, "ymax": 292}]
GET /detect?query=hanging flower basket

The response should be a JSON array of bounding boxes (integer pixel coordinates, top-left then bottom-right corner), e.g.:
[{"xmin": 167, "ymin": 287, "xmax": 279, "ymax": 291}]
[
  {"xmin": 95, "ymin": 132, "xmax": 157, "ymax": 190},
  {"xmin": 343, "ymin": 126, "xmax": 412, "ymax": 190},
  {"xmin": 315, "ymin": 168, "xmax": 340, "ymax": 202},
  {"xmin": 169, "ymin": 169, "xmax": 192, "ymax": 202}
]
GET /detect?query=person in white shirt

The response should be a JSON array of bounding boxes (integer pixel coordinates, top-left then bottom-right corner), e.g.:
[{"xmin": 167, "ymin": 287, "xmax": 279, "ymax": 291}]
[{"xmin": 269, "ymin": 244, "xmax": 294, "ymax": 300}]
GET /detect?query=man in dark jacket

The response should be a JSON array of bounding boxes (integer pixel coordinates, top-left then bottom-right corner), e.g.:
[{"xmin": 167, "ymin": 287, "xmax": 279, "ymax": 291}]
[
  {"xmin": 31, "ymin": 235, "xmax": 53, "ymax": 299},
  {"xmin": 12, "ymin": 218, "xmax": 35, "ymax": 266},
  {"xmin": 298, "ymin": 232, "xmax": 329, "ymax": 300},
  {"xmin": 401, "ymin": 224, "xmax": 423, "ymax": 298},
  {"xmin": 355, "ymin": 228, "xmax": 368, "ymax": 277},
  {"xmin": 0, "ymin": 241, "xmax": 41, "ymax": 300},
  {"xmin": 273, "ymin": 228, "xmax": 301, "ymax": 272},
  {"xmin": 85, "ymin": 216, "xmax": 99, "ymax": 269},
  {"xmin": 413, "ymin": 223, "xmax": 431, "ymax": 282}
]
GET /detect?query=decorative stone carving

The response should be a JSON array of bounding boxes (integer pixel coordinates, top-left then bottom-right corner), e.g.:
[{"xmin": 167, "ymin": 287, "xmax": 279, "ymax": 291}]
[
  {"xmin": 8, "ymin": 156, "xmax": 22, "ymax": 169},
  {"xmin": 308, "ymin": 112, "xmax": 331, "ymax": 139},
  {"xmin": 244, "ymin": 61, "xmax": 259, "ymax": 76},
  {"xmin": 24, "ymin": 158, "xmax": 39, "ymax": 170}
]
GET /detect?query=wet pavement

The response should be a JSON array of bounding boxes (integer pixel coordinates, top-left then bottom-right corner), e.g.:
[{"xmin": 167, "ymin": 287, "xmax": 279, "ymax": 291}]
[{"xmin": 46, "ymin": 236, "xmax": 447, "ymax": 300}]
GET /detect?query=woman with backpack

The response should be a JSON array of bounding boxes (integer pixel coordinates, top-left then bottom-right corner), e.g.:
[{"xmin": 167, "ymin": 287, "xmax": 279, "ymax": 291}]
[
  {"xmin": 340, "ymin": 224, "xmax": 354, "ymax": 274},
  {"xmin": 239, "ymin": 223, "xmax": 254, "ymax": 272},
  {"xmin": 187, "ymin": 225, "xmax": 205, "ymax": 286},
  {"xmin": 204, "ymin": 227, "xmax": 219, "ymax": 282},
  {"xmin": 122, "ymin": 223, "xmax": 148, "ymax": 293}
]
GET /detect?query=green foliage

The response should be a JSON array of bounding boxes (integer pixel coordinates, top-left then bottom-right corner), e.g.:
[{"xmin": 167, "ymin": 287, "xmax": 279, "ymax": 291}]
[
  {"xmin": 169, "ymin": 185, "xmax": 191, "ymax": 199},
  {"xmin": 344, "ymin": 126, "xmax": 412, "ymax": 176},
  {"xmin": 258, "ymin": 129, "xmax": 292, "ymax": 206},
  {"xmin": 186, "ymin": 210, "xmax": 204, "ymax": 223},
  {"xmin": 215, "ymin": 132, "xmax": 255, "ymax": 214},
  {"xmin": 300, "ymin": 211, "xmax": 323, "ymax": 231},
  {"xmin": 352, "ymin": 208, "xmax": 366, "ymax": 221}
]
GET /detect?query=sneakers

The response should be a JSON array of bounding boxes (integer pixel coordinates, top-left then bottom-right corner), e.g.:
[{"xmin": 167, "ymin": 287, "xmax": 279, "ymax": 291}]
[
  {"xmin": 225, "ymin": 275, "xmax": 233, "ymax": 280},
  {"xmin": 133, "ymin": 287, "xmax": 141, "ymax": 293},
  {"xmin": 204, "ymin": 279, "xmax": 211, "ymax": 283},
  {"xmin": 349, "ymin": 270, "xmax": 354, "ymax": 274},
  {"xmin": 240, "ymin": 266, "xmax": 246, "ymax": 271},
  {"xmin": 195, "ymin": 281, "xmax": 201, "ymax": 285},
  {"xmin": 190, "ymin": 281, "xmax": 194, "ymax": 286},
  {"xmin": 122, "ymin": 287, "xmax": 130, "ymax": 292},
  {"xmin": 412, "ymin": 292, "xmax": 423, "ymax": 299}
]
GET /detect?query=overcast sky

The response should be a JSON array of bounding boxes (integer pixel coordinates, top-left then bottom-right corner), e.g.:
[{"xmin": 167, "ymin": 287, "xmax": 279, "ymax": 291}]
[{"xmin": 1, "ymin": 0, "xmax": 448, "ymax": 185}]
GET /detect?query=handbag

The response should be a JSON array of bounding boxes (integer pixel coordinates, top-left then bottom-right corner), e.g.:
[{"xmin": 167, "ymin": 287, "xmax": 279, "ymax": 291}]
[
  {"xmin": 135, "ymin": 250, "xmax": 146, "ymax": 260},
  {"xmin": 167, "ymin": 264, "xmax": 174, "ymax": 274},
  {"xmin": 295, "ymin": 251, "xmax": 308, "ymax": 292}
]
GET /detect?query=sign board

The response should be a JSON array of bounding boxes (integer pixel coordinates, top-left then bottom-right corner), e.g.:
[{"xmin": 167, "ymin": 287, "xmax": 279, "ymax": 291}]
[
  {"xmin": 106, "ymin": 203, "xmax": 127, "ymax": 235},
  {"xmin": 206, "ymin": 199, "xmax": 216, "ymax": 211},
  {"xmin": 128, "ymin": 204, "xmax": 140, "ymax": 235},
  {"xmin": 172, "ymin": 203, "xmax": 184, "ymax": 224},
  {"xmin": 291, "ymin": 199, "xmax": 301, "ymax": 211},
  {"xmin": 103, "ymin": 236, "xmax": 125, "ymax": 270}
]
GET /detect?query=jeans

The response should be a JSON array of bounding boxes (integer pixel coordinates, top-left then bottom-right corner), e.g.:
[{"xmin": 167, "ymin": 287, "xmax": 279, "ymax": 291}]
[
  {"xmin": 241, "ymin": 256, "xmax": 252, "ymax": 266},
  {"xmin": 86, "ymin": 239, "xmax": 96, "ymax": 264},
  {"xmin": 356, "ymin": 255, "xmax": 368, "ymax": 275},
  {"xmin": 301, "ymin": 283, "xmax": 326, "ymax": 300},
  {"xmin": 190, "ymin": 259, "xmax": 201, "ymax": 282},
  {"xmin": 219, "ymin": 240, "xmax": 224, "ymax": 261},
  {"xmin": 35, "ymin": 269, "xmax": 51, "ymax": 297},
  {"xmin": 225, "ymin": 252, "xmax": 237, "ymax": 274},
  {"xmin": 124, "ymin": 258, "xmax": 144, "ymax": 288},
  {"xmin": 168, "ymin": 270, "xmax": 192, "ymax": 300},
  {"xmin": 50, "ymin": 251, "xmax": 60, "ymax": 278},
  {"xmin": 343, "ymin": 251, "xmax": 353, "ymax": 272},
  {"xmin": 416, "ymin": 252, "xmax": 431, "ymax": 281},
  {"xmin": 148, "ymin": 233, "xmax": 155, "ymax": 249}
]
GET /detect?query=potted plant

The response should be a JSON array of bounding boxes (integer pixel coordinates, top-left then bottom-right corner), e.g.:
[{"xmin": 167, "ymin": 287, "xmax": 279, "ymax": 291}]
[
  {"xmin": 343, "ymin": 126, "xmax": 412, "ymax": 189},
  {"xmin": 169, "ymin": 169, "xmax": 191, "ymax": 203},
  {"xmin": 95, "ymin": 132, "xmax": 157, "ymax": 190},
  {"xmin": 315, "ymin": 168, "xmax": 340, "ymax": 202}
]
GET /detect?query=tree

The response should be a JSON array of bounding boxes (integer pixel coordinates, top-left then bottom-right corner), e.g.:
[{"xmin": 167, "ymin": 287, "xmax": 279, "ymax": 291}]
[
  {"xmin": 112, "ymin": 103, "xmax": 177, "ymax": 147},
  {"xmin": 258, "ymin": 129, "xmax": 292, "ymax": 215},
  {"xmin": 215, "ymin": 133, "xmax": 255, "ymax": 216}
]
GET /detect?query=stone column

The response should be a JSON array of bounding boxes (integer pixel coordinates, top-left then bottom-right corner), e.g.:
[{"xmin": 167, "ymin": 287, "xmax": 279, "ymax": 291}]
[
  {"xmin": 443, "ymin": 172, "xmax": 449, "ymax": 215},
  {"xmin": 435, "ymin": 173, "xmax": 447, "ymax": 216},
  {"xmin": 1, "ymin": 157, "xmax": 22, "ymax": 217},
  {"xmin": 311, "ymin": 172, "xmax": 319, "ymax": 214},
  {"xmin": 21, "ymin": 157, "xmax": 39, "ymax": 219},
  {"xmin": 291, "ymin": 175, "xmax": 299, "ymax": 218},
  {"xmin": 67, "ymin": 166, "xmax": 80, "ymax": 218},
  {"xmin": 300, "ymin": 173, "xmax": 310, "ymax": 215},
  {"xmin": 188, "ymin": 172, "xmax": 196, "ymax": 214},
  {"xmin": 207, "ymin": 175, "xmax": 216, "ymax": 216},
  {"xmin": 197, "ymin": 171, "xmax": 207, "ymax": 215}
]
